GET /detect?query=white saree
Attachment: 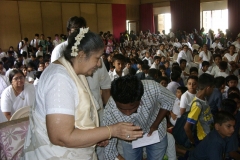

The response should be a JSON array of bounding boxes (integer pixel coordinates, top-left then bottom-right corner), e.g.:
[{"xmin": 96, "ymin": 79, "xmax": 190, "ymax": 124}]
[{"xmin": 21, "ymin": 57, "xmax": 99, "ymax": 160}]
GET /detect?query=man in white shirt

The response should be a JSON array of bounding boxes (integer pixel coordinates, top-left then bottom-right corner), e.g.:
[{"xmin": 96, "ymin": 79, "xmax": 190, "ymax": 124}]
[
  {"xmin": 52, "ymin": 34, "xmax": 62, "ymax": 48},
  {"xmin": 232, "ymin": 37, "xmax": 240, "ymax": 52},
  {"xmin": 177, "ymin": 45, "xmax": 193, "ymax": 66},
  {"xmin": 169, "ymin": 29, "xmax": 175, "ymax": 38},
  {"xmin": 30, "ymin": 34, "xmax": 40, "ymax": 53},
  {"xmin": 211, "ymin": 39, "xmax": 223, "ymax": 50},
  {"xmin": 18, "ymin": 38, "xmax": 28, "ymax": 54}
]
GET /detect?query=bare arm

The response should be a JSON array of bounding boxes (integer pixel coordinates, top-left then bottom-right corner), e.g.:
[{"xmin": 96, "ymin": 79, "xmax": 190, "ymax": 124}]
[
  {"xmin": 184, "ymin": 122, "xmax": 195, "ymax": 144},
  {"xmin": 102, "ymin": 89, "xmax": 110, "ymax": 105},
  {"xmin": 180, "ymin": 108, "xmax": 186, "ymax": 115},
  {"xmin": 148, "ymin": 108, "xmax": 169, "ymax": 136},
  {"xmin": 46, "ymin": 114, "xmax": 143, "ymax": 148},
  {"xmin": 3, "ymin": 112, "xmax": 11, "ymax": 120}
]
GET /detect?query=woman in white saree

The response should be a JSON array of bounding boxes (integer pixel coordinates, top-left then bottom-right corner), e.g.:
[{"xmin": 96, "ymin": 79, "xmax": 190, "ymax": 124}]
[
  {"xmin": 1, "ymin": 69, "xmax": 35, "ymax": 120},
  {"xmin": 21, "ymin": 28, "xmax": 143, "ymax": 160}
]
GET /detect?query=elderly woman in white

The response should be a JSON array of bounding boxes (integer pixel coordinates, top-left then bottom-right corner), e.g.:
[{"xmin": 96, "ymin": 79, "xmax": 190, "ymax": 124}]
[
  {"xmin": 1, "ymin": 69, "xmax": 35, "ymax": 120},
  {"xmin": 21, "ymin": 28, "xmax": 143, "ymax": 160}
]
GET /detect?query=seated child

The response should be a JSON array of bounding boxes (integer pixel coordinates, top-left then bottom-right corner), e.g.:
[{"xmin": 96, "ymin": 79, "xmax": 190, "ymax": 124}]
[
  {"xmin": 189, "ymin": 67, "xmax": 198, "ymax": 77},
  {"xmin": 220, "ymin": 98, "xmax": 240, "ymax": 160},
  {"xmin": 109, "ymin": 54, "xmax": 125, "ymax": 81},
  {"xmin": 136, "ymin": 60, "xmax": 144, "ymax": 74},
  {"xmin": 208, "ymin": 76, "xmax": 225, "ymax": 115},
  {"xmin": 167, "ymin": 70, "xmax": 181, "ymax": 95},
  {"xmin": 184, "ymin": 73, "xmax": 214, "ymax": 145},
  {"xmin": 215, "ymin": 61, "xmax": 229, "ymax": 78},
  {"xmin": 159, "ymin": 65, "xmax": 167, "ymax": 77},
  {"xmin": 150, "ymin": 56, "xmax": 160, "ymax": 69},
  {"xmin": 159, "ymin": 56, "xmax": 166, "ymax": 66},
  {"xmin": 210, "ymin": 54, "xmax": 222, "ymax": 77},
  {"xmin": 188, "ymin": 111, "xmax": 235, "ymax": 160},
  {"xmin": 180, "ymin": 76, "xmax": 198, "ymax": 115},
  {"xmin": 123, "ymin": 58, "xmax": 131, "ymax": 75},
  {"xmin": 164, "ymin": 60, "xmax": 171, "ymax": 78},
  {"xmin": 198, "ymin": 61, "xmax": 211, "ymax": 76},
  {"xmin": 170, "ymin": 86, "xmax": 188, "ymax": 125},
  {"xmin": 223, "ymin": 75, "xmax": 239, "ymax": 99},
  {"xmin": 159, "ymin": 76, "xmax": 168, "ymax": 88}
]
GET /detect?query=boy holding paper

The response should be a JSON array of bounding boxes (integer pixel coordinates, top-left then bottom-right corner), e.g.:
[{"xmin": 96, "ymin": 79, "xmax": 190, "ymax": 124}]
[{"xmin": 103, "ymin": 75, "xmax": 175, "ymax": 160}]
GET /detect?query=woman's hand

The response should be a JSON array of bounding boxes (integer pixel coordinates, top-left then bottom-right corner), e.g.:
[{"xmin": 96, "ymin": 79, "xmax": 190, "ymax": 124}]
[{"xmin": 110, "ymin": 122, "xmax": 143, "ymax": 141}]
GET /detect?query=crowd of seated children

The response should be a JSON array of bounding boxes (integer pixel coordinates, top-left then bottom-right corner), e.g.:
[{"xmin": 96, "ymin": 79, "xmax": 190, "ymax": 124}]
[{"xmin": 2, "ymin": 27, "xmax": 240, "ymax": 159}]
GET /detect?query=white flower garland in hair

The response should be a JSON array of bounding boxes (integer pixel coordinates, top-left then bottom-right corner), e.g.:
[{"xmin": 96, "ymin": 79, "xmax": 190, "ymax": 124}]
[{"xmin": 71, "ymin": 27, "xmax": 89, "ymax": 57}]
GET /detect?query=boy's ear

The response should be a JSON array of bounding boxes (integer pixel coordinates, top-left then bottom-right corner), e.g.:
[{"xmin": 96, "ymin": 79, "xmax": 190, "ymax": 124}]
[{"xmin": 215, "ymin": 123, "xmax": 220, "ymax": 130}]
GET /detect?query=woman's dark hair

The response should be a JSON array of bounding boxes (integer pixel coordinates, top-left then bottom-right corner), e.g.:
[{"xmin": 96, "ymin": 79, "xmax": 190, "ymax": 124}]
[
  {"xmin": 9, "ymin": 69, "xmax": 24, "ymax": 83},
  {"xmin": 111, "ymin": 75, "xmax": 144, "ymax": 104},
  {"xmin": 64, "ymin": 29, "xmax": 104, "ymax": 65}
]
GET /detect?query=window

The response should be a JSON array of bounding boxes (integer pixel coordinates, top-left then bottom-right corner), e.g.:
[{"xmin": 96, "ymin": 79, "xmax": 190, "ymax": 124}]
[
  {"xmin": 158, "ymin": 13, "xmax": 171, "ymax": 34},
  {"xmin": 202, "ymin": 9, "xmax": 228, "ymax": 34}
]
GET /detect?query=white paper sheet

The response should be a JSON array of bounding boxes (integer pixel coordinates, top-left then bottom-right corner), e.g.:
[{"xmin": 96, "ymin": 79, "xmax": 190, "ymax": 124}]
[{"xmin": 132, "ymin": 130, "xmax": 160, "ymax": 149}]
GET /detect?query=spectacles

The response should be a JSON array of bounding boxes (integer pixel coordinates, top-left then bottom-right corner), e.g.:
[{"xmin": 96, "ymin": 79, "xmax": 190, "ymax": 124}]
[{"xmin": 13, "ymin": 76, "xmax": 24, "ymax": 81}]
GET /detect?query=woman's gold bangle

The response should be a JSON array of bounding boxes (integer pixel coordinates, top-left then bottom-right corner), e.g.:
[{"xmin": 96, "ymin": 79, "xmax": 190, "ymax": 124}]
[{"xmin": 106, "ymin": 125, "xmax": 111, "ymax": 139}]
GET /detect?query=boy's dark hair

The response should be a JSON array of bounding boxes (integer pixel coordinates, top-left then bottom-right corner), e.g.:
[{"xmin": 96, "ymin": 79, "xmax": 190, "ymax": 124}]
[
  {"xmin": 24, "ymin": 37, "xmax": 28, "ymax": 42},
  {"xmin": 22, "ymin": 51, "xmax": 27, "ymax": 58},
  {"xmin": 202, "ymin": 61, "xmax": 210, "ymax": 67},
  {"xmin": 35, "ymin": 34, "xmax": 39, "ymax": 37},
  {"xmin": 35, "ymin": 71, "xmax": 42, "ymax": 79},
  {"xmin": 128, "ymin": 68, "xmax": 136, "ymax": 76},
  {"xmin": 213, "ymin": 54, "xmax": 222, "ymax": 60},
  {"xmin": 227, "ymin": 87, "xmax": 240, "ymax": 95},
  {"xmin": 180, "ymin": 59, "xmax": 187, "ymax": 64},
  {"xmin": 142, "ymin": 59, "xmax": 148, "ymax": 65},
  {"xmin": 214, "ymin": 111, "xmax": 235, "ymax": 125},
  {"xmin": 219, "ymin": 61, "xmax": 228, "ymax": 70},
  {"xmin": 148, "ymin": 68, "xmax": 158, "ymax": 78},
  {"xmin": 214, "ymin": 76, "xmax": 225, "ymax": 88},
  {"xmin": 159, "ymin": 65, "xmax": 166, "ymax": 71},
  {"xmin": 159, "ymin": 76, "xmax": 168, "ymax": 84},
  {"xmin": 228, "ymin": 93, "xmax": 240, "ymax": 101},
  {"xmin": 112, "ymin": 54, "xmax": 126, "ymax": 63},
  {"xmin": 17, "ymin": 54, "xmax": 23, "ymax": 58},
  {"xmin": 187, "ymin": 75, "xmax": 198, "ymax": 82},
  {"xmin": 221, "ymin": 98, "xmax": 237, "ymax": 115},
  {"xmin": 198, "ymin": 73, "xmax": 214, "ymax": 90},
  {"xmin": 153, "ymin": 56, "xmax": 161, "ymax": 61},
  {"xmin": 170, "ymin": 71, "xmax": 181, "ymax": 81},
  {"xmin": 177, "ymin": 86, "xmax": 188, "ymax": 94},
  {"xmin": 172, "ymin": 62, "xmax": 179, "ymax": 68},
  {"xmin": 111, "ymin": 75, "xmax": 144, "ymax": 104},
  {"xmin": 125, "ymin": 57, "xmax": 131, "ymax": 64},
  {"xmin": 172, "ymin": 66, "xmax": 182, "ymax": 73},
  {"xmin": 226, "ymin": 75, "xmax": 238, "ymax": 84},
  {"xmin": 13, "ymin": 62, "xmax": 22, "ymax": 69},
  {"xmin": 190, "ymin": 67, "xmax": 198, "ymax": 74},
  {"xmin": 142, "ymin": 64, "xmax": 150, "ymax": 70},
  {"xmin": 109, "ymin": 63, "xmax": 115, "ymax": 69},
  {"xmin": 67, "ymin": 16, "xmax": 87, "ymax": 32},
  {"xmin": 137, "ymin": 60, "xmax": 144, "ymax": 65}
]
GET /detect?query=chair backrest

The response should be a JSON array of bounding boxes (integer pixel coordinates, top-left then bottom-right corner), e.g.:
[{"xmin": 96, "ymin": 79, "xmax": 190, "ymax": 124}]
[
  {"xmin": 173, "ymin": 53, "xmax": 178, "ymax": 62},
  {"xmin": 0, "ymin": 117, "xmax": 29, "ymax": 160},
  {"xmin": 10, "ymin": 106, "xmax": 30, "ymax": 121},
  {"xmin": 192, "ymin": 44, "xmax": 200, "ymax": 50},
  {"xmin": 194, "ymin": 54, "xmax": 200, "ymax": 63}
]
